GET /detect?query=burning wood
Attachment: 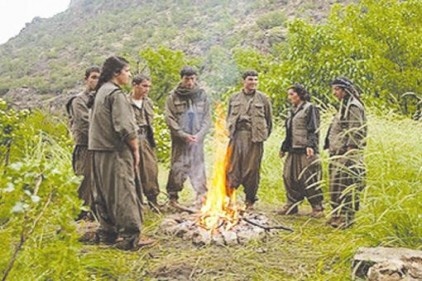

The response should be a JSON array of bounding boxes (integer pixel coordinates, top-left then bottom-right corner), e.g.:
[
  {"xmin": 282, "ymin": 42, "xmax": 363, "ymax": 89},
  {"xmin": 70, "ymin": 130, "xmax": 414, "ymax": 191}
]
[
  {"xmin": 160, "ymin": 105, "xmax": 292, "ymax": 246},
  {"xmin": 198, "ymin": 104, "xmax": 242, "ymax": 232}
]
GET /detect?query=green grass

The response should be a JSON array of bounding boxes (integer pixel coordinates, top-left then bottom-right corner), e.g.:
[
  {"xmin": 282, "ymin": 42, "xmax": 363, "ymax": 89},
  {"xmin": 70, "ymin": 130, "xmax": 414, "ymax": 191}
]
[{"xmin": 1, "ymin": 111, "xmax": 421, "ymax": 280}]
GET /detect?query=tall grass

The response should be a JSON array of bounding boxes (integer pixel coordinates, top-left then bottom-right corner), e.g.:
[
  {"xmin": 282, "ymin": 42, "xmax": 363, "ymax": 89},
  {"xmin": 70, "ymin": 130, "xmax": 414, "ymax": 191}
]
[{"xmin": 1, "ymin": 108, "xmax": 421, "ymax": 280}]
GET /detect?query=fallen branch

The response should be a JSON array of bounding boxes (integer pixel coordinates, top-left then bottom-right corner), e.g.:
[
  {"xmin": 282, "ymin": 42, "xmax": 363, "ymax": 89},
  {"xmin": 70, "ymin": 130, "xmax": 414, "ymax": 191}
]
[
  {"xmin": 169, "ymin": 201, "xmax": 197, "ymax": 214},
  {"xmin": 242, "ymin": 217, "xmax": 293, "ymax": 233}
]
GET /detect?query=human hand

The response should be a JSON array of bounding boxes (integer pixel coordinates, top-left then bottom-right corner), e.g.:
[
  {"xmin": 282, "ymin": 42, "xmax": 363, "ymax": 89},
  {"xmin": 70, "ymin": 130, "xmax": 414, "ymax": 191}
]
[
  {"xmin": 186, "ymin": 134, "xmax": 198, "ymax": 143},
  {"xmin": 306, "ymin": 147, "xmax": 314, "ymax": 158},
  {"xmin": 279, "ymin": 150, "xmax": 285, "ymax": 158}
]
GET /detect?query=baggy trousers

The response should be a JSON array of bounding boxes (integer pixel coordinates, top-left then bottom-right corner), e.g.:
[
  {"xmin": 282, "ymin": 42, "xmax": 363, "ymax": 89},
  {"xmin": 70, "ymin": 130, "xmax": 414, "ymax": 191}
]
[
  {"xmin": 138, "ymin": 136, "xmax": 160, "ymax": 201},
  {"xmin": 329, "ymin": 150, "xmax": 365, "ymax": 217},
  {"xmin": 91, "ymin": 147, "xmax": 142, "ymax": 237},
  {"xmin": 226, "ymin": 130, "xmax": 263, "ymax": 204},
  {"xmin": 72, "ymin": 145, "xmax": 92, "ymax": 207},
  {"xmin": 283, "ymin": 152, "xmax": 323, "ymax": 208},
  {"xmin": 166, "ymin": 138, "xmax": 207, "ymax": 200}
]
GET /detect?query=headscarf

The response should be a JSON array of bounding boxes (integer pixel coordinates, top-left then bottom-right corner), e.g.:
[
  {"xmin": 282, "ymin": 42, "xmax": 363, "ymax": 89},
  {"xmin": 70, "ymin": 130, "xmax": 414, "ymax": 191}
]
[
  {"xmin": 331, "ymin": 76, "xmax": 364, "ymax": 119},
  {"xmin": 174, "ymin": 83, "xmax": 201, "ymax": 97},
  {"xmin": 330, "ymin": 77, "xmax": 362, "ymax": 100}
]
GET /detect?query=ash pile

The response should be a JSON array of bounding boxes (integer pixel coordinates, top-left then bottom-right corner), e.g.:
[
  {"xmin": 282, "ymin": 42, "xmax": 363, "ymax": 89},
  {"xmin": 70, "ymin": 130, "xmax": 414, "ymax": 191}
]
[{"xmin": 160, "ymin": 211, "xmax": 291, "ymax": 246}]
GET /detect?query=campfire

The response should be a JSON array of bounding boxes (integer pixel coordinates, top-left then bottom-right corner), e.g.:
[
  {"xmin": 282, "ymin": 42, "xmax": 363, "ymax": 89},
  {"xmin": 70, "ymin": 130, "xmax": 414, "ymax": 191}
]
[
  {"xmin": 160, "ymin": 105, "xmax": 292, "ymax": 246},
  {"xmin": 198, "ymin": 104, "xmax": 241, "ymax": 232}
]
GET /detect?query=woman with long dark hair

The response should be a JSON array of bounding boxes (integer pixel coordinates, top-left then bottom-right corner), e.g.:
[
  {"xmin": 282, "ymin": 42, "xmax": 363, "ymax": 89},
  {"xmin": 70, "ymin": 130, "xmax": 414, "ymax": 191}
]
[
  {"xmin": 88, "ymin": 56, "xmax": 148, "ymax": 250},
  {"xmin": 278, "ymin": 84, "xmax": 324, "ymax": 217}
]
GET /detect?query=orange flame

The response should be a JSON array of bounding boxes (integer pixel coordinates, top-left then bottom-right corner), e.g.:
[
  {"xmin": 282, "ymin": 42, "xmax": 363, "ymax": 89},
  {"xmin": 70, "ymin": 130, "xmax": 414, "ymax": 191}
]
[{"xmin": 199, "ymin": 103, "xmax": 240, "ymax": 231}]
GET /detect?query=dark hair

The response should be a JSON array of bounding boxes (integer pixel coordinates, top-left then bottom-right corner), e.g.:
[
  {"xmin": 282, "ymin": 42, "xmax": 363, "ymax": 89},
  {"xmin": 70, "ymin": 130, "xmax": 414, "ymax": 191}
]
[
  {"xmin": 288, "ymin": 83, "xmax": 311, "ymax": 102},
  {"xmin": 242, "ymin": 70, "xmax": 258, "ymax": 80},
  {"xmin": 95, "ymin": 56, "xmax": 129, "ymax": 91},
  {"xmin": 330, "ymin": 76, "xmax": 363, "ymax": 100},
  {"xmin": 132, "ymin": 74, "xmax": 151, "ymax": 85},
  {"xmin": 84, "ymin": 66, "xmax": 100, "ymax": 79},
  {"xmin": 180, "ymin": 66, "xmax": 197, "ymax": 78}
]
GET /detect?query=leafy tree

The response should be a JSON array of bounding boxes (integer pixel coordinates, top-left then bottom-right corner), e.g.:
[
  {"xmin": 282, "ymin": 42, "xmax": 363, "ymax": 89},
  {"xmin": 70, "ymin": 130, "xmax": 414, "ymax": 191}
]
[{"xmin": 137, "ymin": 46, "xmax": 200, "ymax": 109}]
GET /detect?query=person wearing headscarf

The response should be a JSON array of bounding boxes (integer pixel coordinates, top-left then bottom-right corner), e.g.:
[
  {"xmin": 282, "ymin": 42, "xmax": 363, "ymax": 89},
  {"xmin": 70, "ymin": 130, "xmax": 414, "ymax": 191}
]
[
  {"xmin": 278, "ymin": 84, "xmax": 324, "ymax": 217},
  {"xmin": 165, "ymin": 66, "xmax": 211, "ymax": 208},
  {"xmin": 325, "ymin": 77, "xmax": 367, "ymax": 229}
]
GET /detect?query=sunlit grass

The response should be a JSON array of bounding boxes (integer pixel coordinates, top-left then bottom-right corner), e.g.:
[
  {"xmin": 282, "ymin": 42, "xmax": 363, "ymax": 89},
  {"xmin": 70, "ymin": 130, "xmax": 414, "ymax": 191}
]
[{"xmin": 1, "ymin": 109, "xmax": 421, "ymax": 280}]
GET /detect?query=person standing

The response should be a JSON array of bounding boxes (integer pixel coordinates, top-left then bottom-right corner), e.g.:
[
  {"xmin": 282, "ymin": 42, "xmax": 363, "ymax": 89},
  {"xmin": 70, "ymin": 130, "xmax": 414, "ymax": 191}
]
[
  {"xmin": 278, "ymin": 84, "xmax": 324, "ymax": 217},
  {"xmin": 325, "ymin": 77, "xmax": 367, "ymax": 229},
  {"xmin": 225, "ymin": 70, "xmax": 272, "ymax": 210},
  {"xmin": 89, "ymin": 56, "xmax": 147, "ymax": 250},
  {"xmin": 130, "ymin": 74, "xmax": 160, "ymax": 210},
  {"xmin": 66, "ymin": 66, "xmax": 100, "ymax": 220},
  {"xmin": 165, "ymin": 66, "xmax": 211, "ymax": 208}
]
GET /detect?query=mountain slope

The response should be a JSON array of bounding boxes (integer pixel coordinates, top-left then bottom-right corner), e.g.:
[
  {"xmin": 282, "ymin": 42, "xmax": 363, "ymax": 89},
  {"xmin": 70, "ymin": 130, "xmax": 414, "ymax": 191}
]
[{"xmin": 0, "ymin": 0, "xmax": 352, "ymax": 98}]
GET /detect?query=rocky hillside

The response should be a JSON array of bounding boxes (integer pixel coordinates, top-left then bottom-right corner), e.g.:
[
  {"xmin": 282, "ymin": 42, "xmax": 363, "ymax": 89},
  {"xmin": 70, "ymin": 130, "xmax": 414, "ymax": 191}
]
[{"xmin": 0, "ymin": 0, "xmax": 353, "ymax": 108}]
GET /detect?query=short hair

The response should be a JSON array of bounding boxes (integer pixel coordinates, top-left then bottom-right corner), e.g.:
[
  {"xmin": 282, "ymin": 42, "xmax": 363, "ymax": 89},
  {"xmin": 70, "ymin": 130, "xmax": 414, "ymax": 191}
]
[
  {"xmin": 287, "ymin": 83, "xmax": 311, "ymax": 102},
  {"xmin": 132, "ymin": 74, "xmax": 151, "ymax": 85},
  {"xmin": 180, "ymin": 66, "xmax": 197, "ymax": 78},
  {"xmin": 242, "ymin": 70, "xmax": 259, "ymax": 80},
  {"xmin": 84, "ymin": 66, "xmax": 100, "ymax": 79}
]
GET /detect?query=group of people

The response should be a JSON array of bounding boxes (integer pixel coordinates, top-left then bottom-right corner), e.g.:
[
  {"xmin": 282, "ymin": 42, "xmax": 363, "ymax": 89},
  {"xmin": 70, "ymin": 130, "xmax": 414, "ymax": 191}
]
[
  {"xmin": 67, "ymin": 55, "xmax": 367, "ymax": 250},
  {"xmin": 278, "ymin": 79, "xmax": 367, "ymax": 229}
]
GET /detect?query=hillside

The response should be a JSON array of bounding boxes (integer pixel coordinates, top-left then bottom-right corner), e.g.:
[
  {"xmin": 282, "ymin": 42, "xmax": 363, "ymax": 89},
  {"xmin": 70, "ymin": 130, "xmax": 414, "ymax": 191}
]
[{"xmin": 0, "ymin": 0, "xmax": 353, "ymax": 100}]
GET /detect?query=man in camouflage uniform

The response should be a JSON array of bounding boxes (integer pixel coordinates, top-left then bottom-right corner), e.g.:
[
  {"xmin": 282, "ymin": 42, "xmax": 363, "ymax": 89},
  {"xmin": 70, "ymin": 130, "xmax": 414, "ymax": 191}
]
[
  {"xmin": 66, "ymin": 66, "xmax": 100, "ymax": 220},
  {"xmin": 226, "ymin": 70, "xmax": 272, "ymax": 210},
  {"xmin": 130, "ymin": 74, "xmax": 160, "ymax": 210},
  {"xmin": 165, "ymin": 66, "xmax": 211, "ymax": 207},
  {"xmin": 325, "ymin": 77, "xmax": 367, "ymax": 229}
]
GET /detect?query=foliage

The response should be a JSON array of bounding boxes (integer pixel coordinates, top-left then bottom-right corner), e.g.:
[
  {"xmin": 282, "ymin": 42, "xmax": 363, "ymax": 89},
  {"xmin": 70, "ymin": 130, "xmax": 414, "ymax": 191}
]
[
  {"xmin": 256, "ymin": 11, "xmax": 287, "ymax": 30},
  {"xmin": 1, "ymin": 100, "xmax": 421, "ymax": 280},
  {"xmin": 138, "ymin": 46, "xmax": 200, "ymax": 109},
  {"xmin": 232, "ymin": 0, "xmax": 422, "ymax": 116},
  {"xmin": 153, "ymin": 111, "xmax": 171, "ymax": 164}
]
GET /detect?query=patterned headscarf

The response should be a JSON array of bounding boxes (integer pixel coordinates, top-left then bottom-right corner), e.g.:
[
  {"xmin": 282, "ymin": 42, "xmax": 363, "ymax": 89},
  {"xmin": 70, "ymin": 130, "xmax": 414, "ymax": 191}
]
[
  {"xmin": 330, "ymin": 76, "xmax": 361, "ymax": 99},
  {"xmin": 331, "ymin": 76, "xmax": 364, "ymax": 119}
]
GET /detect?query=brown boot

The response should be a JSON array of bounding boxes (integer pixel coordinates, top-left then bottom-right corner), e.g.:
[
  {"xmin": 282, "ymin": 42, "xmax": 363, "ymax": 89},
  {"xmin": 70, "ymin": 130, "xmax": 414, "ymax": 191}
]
[
  {"xmin": 309, "ymin": 205, "xmax": 324, "ymax": 218},
  {"xmin": 245, "ymin": 201, "xmax": 254, "ymax": 212},
  {"xmin": 148, "ymin": 198, "xmax": 161, "ymax": 213},
  {"xmin": 277, "ymin": 204, "xmax": 298, "ymax": 215}
]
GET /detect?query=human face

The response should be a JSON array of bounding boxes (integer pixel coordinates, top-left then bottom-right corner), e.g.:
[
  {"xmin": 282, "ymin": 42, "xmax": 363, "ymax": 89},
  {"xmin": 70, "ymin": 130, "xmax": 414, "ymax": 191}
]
[
  {"xmin": 181, "ymin": 75, "xmax": 196, "ymax": 89},
  {"xmin": 115, "ymin": 65, "xmax": 131, "ymax": 86},
  {"xmin": 287, "ymin": 88, "xmax": 301, "ymax": 106},
  {"xmin": 243, "ymin": 76, "xmax": 258, "ymax": 92},
  {"xmin": 332, "ymin": 86, "xmax": 347, "ymax": 101},
  {"xmin": 85, "ymin": 71, "xmax": 100, "ymax": 91},
  {"xmin": 134, "ymin": 80, "xmax": 152, "ymax": 97}
]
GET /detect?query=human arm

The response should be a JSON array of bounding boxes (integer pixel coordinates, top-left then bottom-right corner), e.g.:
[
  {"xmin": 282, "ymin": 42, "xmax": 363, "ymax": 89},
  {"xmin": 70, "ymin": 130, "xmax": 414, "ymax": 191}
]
[
  {"xmin": 305, "ymin": 104, "xmax": 320, "ymax": 157},
  {"xmin": 345, "ymin": 105, "xmax": 366, "ymax": 150}
]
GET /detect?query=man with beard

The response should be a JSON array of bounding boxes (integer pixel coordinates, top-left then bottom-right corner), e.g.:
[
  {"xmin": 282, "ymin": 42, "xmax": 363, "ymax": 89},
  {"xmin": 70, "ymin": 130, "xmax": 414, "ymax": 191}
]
[{"xmin": 165, "ymin": 66, "xmax": 211, "ymax": 208}]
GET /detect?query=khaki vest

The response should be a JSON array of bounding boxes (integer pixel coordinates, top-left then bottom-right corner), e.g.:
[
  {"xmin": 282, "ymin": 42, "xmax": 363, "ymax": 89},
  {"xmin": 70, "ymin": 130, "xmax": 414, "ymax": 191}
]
[
  {"xmin": 227, "ymin": 90, "xmax": 272, "ymax": 143},
  {"xmin": 290, "ymin": 102, "xmax": 312, "ymax": 148},
  {"xmin": 327, "ymin": 98, "xmax": 366, "ymax": 154}
]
